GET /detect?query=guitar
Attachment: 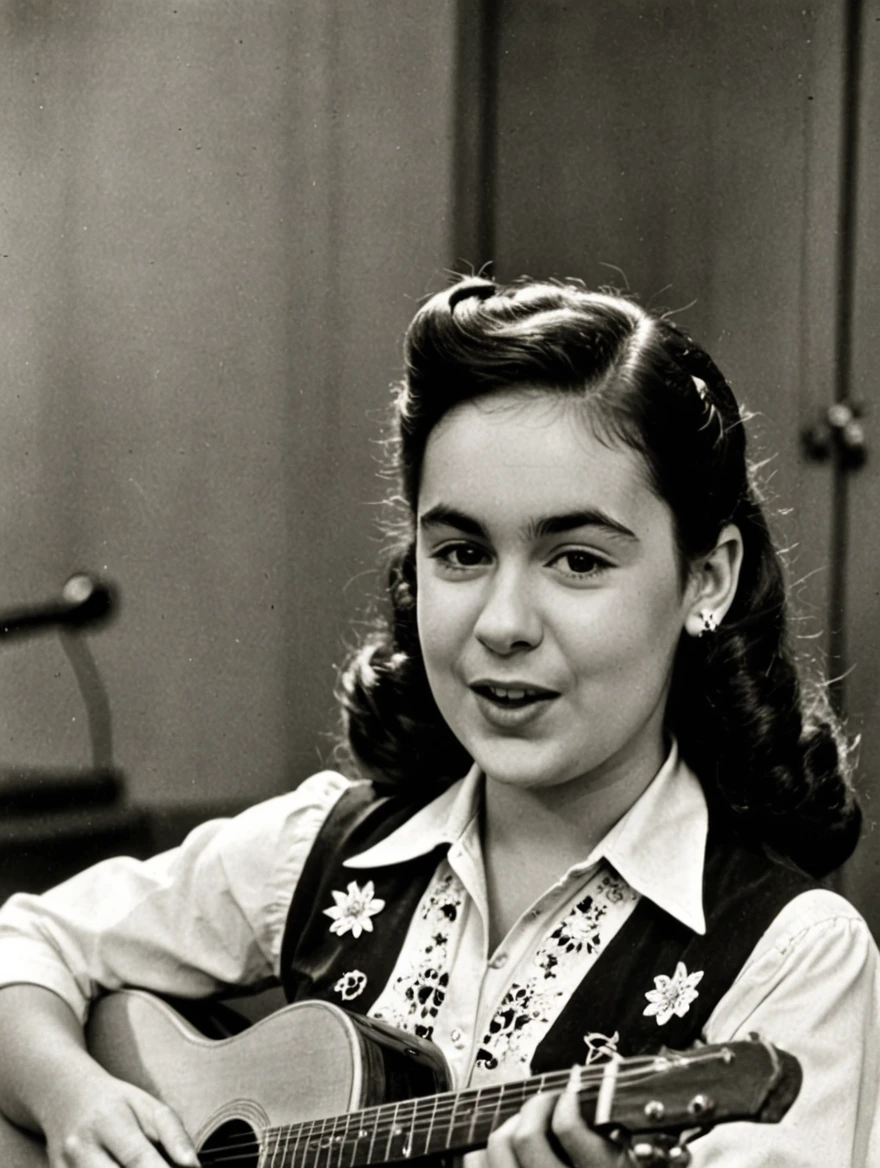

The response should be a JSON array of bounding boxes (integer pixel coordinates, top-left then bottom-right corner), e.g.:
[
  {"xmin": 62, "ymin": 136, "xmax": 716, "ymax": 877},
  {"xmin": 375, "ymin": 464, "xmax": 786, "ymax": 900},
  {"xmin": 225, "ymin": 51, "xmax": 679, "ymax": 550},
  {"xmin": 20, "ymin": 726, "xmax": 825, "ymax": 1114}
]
[{"xmin": 0, "ymin": 990, "xmax": 801, "ymax": 1167}]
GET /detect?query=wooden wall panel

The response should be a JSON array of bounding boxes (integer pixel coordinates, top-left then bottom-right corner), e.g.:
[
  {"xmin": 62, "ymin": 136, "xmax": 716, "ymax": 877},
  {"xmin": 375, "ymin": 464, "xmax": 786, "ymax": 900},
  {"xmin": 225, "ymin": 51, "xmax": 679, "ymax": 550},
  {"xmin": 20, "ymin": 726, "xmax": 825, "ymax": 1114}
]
[
  {"xmin": 841, "ymin": 3, "xmax": 880, "ymax": 933},
  {"xmin": 488, "ymin": 1, "xmax": 844, "ymax": 644},
  {"xmin": 0, "ymin": 2, "xmax": 457, "ymax": 806}
]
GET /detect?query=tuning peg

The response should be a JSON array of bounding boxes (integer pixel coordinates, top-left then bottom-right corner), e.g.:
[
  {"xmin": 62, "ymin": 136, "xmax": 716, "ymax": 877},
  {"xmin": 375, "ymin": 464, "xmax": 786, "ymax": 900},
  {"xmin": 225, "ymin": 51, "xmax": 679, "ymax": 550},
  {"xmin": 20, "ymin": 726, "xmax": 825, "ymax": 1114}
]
[{"xmin": 626, "ymin": 1134, "xmax": 692, "ymax": 1166}]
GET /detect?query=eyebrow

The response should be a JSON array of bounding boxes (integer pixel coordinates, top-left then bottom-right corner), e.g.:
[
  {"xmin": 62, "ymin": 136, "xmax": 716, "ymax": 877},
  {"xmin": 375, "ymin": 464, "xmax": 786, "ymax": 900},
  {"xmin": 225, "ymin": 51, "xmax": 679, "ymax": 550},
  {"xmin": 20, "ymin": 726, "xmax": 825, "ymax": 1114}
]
[{"xmin": 418, "ymin": 504, "xmax": 638, "ymax": 542}]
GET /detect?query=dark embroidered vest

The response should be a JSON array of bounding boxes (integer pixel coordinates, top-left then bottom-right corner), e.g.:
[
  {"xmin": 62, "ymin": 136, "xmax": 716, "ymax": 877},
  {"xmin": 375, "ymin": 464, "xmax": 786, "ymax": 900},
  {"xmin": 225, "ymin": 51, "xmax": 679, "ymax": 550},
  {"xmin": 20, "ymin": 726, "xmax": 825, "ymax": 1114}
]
[{"xmin": 279, "ymin": 782, "xmax": 820, "ymax": 1070}]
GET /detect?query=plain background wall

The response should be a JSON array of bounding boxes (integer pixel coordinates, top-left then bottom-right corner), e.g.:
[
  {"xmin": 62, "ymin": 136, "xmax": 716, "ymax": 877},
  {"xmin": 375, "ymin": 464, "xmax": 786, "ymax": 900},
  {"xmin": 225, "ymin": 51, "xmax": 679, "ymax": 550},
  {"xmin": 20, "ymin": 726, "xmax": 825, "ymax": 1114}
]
[{"xmin": 0, "ymin": 1, "xmax": 458, "ymax": 807}]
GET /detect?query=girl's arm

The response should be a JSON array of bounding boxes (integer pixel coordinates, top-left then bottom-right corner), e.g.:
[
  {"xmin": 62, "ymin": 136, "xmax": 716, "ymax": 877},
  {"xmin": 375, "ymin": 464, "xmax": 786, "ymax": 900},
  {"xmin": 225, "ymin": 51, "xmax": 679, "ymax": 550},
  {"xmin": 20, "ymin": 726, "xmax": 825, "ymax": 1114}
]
[
  {"xmin": 0, "ymin": 771, "xmax": 351, "ymax": 1165},
  {"xmin": 0, "ymin": 772, "xmax": 351, "ymax": 1024},
  {"xmin": 0, "ymin": 983, "xmax": 197, "ymax": 1167}
]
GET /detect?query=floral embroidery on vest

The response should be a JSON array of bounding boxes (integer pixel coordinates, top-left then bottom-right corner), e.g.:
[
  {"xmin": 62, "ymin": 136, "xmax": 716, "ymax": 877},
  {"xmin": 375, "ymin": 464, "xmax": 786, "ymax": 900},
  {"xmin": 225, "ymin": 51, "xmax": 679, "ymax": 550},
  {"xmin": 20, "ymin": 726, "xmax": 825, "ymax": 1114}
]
[
  {"xmin": 333, "ymin": 970, "xmax": 368, "ymax": 1001},
  {"xmin": 583, "ymin": 1030, "xmax": 620, "ymax": 1065},
  {"xmin": 323, "ymin": 880, "xmax": 385, "ymax": 938},
  {"xmin": 643, "ymin": 961, "xmax": 704, "ymax": 1026},
  {"xmin": 476, "ymin": 889, "xmax": 616, "ymax": 1071},
  {"xmin": 369, "ymin": 870, "xmax": 465, "ymax": 1041}
]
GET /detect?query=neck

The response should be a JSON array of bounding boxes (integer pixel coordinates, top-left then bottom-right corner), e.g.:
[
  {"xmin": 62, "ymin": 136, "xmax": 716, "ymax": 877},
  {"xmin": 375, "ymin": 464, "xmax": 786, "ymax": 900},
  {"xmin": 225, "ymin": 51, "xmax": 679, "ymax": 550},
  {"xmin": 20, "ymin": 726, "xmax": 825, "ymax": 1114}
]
[
  {"xmin": 479, "ymin": 741, "xmax": 666, "ymax": 949},
  {"xmin": 483, "ymin": 740, "xmax": 667, "ymax": 868}
]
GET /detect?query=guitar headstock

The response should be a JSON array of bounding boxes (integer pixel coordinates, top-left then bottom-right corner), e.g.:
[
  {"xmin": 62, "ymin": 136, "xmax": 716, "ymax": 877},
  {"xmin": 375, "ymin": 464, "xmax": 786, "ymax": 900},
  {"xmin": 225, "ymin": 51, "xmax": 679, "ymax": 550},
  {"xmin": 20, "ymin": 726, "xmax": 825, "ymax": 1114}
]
[{"xmin": 594, "ymin": 1038, "xmax": 802, "ymax": 1137}]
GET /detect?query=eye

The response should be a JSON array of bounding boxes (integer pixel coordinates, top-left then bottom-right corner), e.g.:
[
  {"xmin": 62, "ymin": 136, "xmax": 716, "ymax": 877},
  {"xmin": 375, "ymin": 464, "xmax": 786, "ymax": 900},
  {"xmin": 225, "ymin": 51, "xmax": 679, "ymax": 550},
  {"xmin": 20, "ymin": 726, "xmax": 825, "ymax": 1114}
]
[
  {"xmin": 432, "ymin": 542, "xmax": 490, "ymax": 571},
  {"xmin": 548, "ymin": 549, "xmax": 611, "ymax": 579}
]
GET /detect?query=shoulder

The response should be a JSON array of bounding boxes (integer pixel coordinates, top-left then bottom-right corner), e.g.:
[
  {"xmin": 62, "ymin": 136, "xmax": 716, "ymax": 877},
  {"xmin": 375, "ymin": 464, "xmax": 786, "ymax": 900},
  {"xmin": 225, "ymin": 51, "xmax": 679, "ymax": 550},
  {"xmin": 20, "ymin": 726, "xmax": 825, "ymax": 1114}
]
[
  {"xmin": 702, "ymin": 889, "xmax": 880, "ymax": 1163},
  {"xmin": 207, "ymin": 769, "xmax": 359, "ymax": 883},
  {"xmin": 194, "ymin": 770, "xmax": 359, "ymax": 961},
  {"xmin": 707, "ymin": 886, "xmax": 880, "ymax": 1038},
  {"xmin": 734, "ymin": 887, "xmax": 876, "ymax": 986},
  {"xmin": 746, "ymin": 887, "xmax": 870, "ymax": 958}
]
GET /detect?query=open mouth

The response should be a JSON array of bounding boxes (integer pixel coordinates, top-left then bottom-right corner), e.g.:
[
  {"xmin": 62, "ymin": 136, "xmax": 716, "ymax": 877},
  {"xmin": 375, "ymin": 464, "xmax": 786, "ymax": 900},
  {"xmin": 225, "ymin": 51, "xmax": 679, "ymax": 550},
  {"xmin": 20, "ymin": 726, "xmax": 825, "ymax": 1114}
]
[{"xmin": 471, "ymin": 683, "xmax": 558, "ymax": 709}]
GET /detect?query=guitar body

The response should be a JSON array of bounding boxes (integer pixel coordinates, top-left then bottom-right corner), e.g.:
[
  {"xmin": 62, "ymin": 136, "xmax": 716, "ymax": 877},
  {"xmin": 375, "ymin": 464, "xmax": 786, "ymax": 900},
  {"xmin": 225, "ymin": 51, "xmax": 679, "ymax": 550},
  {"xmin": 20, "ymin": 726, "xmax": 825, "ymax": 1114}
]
[
  {"xmin": 0, "ymin": 990, "xmax": 802, "ymax": 1167},
  {"xmin": 0, "ymin": 990, "xmax": 451, "ymax": 1168}
]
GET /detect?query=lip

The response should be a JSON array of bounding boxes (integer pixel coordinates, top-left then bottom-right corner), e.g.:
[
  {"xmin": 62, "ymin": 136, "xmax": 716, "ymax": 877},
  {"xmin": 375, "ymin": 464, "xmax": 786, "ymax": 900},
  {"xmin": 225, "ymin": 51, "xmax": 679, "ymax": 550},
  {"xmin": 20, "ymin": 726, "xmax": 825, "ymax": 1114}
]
[
  {"xmin": 470, "ymin": 687, "xmax": 558, "ymax": 730},
  {"xmin": 468, "ymin": 679, "xmax": 560, "ymax": 731},
  {"xmin": 468, "ymin": 678, "xmax": 560, "ymax": 698}
]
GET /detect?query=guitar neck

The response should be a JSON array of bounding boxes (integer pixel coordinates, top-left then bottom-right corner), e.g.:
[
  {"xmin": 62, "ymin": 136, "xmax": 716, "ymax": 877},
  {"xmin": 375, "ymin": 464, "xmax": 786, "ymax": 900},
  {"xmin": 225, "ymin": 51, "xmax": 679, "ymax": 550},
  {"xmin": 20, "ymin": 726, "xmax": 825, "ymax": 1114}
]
[
  {"xmin": 265, "ymin": 1067, "xmax": 604, "ymax": 1168},
  {"xmin": 260, "ymin": 1036, "xmax": 801, "ymax": 1168}
]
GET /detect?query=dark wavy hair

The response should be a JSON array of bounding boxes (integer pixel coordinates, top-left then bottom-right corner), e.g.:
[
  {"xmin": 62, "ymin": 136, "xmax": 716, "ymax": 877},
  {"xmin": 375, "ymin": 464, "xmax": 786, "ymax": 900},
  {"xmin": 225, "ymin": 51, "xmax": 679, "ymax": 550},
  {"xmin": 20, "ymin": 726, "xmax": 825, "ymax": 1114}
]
[{"xmin": 338, "ymin": 276, "xmax": 860, "ymax": 878}]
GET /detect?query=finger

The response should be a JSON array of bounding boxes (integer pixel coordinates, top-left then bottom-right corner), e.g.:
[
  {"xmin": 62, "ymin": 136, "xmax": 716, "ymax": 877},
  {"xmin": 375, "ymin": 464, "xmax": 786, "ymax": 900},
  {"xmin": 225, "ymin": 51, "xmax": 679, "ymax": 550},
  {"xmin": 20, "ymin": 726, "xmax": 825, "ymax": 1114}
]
[
  {"xmin": 487, "ymin": 1112, "xmax": 528, "ymax": 1168},
  {"xmin": 135, "ymin": 1100, "xmax": 199, "ymax": 1168},
  {"xmin": 551, "ymin": 1087, "xmax": 624, "ymax": 1168},
  {"xmin": 53, "ymin": 1137, "xmax": 119, "ymax": 1168},
  {"xmin": 508, "ymin": 1092, "xmax": 565, "ymax": 1168},
  {"xmin": 102, "ymin": 1108, "xmax": 192, "ymax": 1168}
]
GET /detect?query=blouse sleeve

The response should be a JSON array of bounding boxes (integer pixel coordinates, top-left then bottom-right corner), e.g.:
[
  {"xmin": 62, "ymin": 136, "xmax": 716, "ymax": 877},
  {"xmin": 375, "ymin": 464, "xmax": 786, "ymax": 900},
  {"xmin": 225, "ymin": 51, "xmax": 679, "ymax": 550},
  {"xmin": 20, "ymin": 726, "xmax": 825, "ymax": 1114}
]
[
  {"xmin": 0, "ymin": 770, "xmax": 353, "ymax": 1025},
  {"xmin": 692, "ymin": 888, "xmax": 880, "ymax": 1167}
]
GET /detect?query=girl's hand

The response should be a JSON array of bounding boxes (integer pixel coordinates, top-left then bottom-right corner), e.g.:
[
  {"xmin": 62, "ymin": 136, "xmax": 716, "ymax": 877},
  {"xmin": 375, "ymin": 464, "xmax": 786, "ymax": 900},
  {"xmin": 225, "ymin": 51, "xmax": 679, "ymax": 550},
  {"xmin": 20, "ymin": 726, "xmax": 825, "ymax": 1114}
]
[
  {"xmin": 486, "ymin": 1088, "xmax": 626, "ymax": 1168},
  {"xmin": 41, "ymin": 1072, "xmax": 199, "ymax": 1168}
]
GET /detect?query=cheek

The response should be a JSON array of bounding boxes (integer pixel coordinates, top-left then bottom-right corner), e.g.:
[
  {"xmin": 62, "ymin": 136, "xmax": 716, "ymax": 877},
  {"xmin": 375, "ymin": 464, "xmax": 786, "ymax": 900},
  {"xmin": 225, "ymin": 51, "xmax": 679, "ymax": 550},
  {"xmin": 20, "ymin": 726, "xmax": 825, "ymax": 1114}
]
[
  {"xmin": 415, "ymin": 571, "xmax": 468, "ymax": 666},
  {"xmin": 555, "ymin": 583, "xmax": 684, "ymax": 675}
]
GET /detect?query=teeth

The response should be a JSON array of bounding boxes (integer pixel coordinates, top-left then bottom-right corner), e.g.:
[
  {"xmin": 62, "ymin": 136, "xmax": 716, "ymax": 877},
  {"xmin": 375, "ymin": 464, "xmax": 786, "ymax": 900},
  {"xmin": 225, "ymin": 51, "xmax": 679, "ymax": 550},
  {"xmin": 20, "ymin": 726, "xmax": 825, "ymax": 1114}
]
[{"xmin": 489, "ymin": 686, "xmax": 528, "ymax": 700}]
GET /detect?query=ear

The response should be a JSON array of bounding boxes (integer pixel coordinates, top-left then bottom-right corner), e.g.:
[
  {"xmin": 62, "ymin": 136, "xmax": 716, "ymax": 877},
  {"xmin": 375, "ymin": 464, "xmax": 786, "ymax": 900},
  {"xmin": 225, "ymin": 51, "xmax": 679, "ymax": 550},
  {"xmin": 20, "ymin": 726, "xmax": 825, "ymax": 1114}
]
[{"xmin": 683, "ymin": 524, "xmax": 744, "ymax": 638}]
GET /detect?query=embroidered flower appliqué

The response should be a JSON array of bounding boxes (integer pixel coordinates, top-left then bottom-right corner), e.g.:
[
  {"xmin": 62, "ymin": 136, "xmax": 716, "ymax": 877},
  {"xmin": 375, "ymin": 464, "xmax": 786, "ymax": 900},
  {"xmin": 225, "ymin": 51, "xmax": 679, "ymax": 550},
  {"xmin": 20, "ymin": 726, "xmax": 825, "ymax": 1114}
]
[
  {"xmin": 368, "ymin": 870, "xmax": 464, "ymax": 1041},
  {"xmin": 334, "ymin": 970, "xmax": 368, "ymax": 1001},
  {"xmin": 475, "ymin": 893, "xmax": 610, "ymax": 1072},
  {"xmin": 583, "ymin": 1030, "xmax": 620, "ymax": 1065},
  {"xmin": 323, "ymin": 880, "xmax": 385, "ymax": 938},
  {"xmin": 643, "ymin": 961, "xmax": 704, "ymax": 1026}
]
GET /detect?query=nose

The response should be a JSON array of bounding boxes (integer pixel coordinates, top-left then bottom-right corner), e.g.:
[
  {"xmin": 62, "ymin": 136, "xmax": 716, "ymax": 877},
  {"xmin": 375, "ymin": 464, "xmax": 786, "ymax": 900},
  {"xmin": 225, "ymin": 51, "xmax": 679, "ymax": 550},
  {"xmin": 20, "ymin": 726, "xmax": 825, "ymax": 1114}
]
[{"xmin": 473, "ymin": 564, "xmax": 543, "ymax": 656}]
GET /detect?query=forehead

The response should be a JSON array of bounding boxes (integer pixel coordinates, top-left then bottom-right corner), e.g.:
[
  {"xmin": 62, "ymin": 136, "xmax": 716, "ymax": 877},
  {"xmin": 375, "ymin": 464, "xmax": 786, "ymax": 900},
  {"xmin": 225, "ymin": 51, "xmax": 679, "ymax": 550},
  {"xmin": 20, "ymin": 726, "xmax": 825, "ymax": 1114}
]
[{"xmin": 419, "ymin": 392, "xmax": 660, "ymax": 526}]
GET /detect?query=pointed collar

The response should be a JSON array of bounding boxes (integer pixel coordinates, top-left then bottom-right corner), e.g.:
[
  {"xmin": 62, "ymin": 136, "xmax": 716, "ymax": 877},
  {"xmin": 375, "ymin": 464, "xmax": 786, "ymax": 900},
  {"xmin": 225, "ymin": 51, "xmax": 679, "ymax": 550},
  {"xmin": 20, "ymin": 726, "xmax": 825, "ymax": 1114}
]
[{"xmin": 344, "ymin": 741, "xmax": 708, "ymax": 935}]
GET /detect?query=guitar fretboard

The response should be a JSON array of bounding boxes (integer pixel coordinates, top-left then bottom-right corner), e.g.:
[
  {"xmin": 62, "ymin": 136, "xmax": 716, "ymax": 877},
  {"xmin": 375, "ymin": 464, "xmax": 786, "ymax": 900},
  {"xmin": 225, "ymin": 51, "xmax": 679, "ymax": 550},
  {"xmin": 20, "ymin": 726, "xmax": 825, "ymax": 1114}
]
[{"xmin": 263, "ymin": 1071, "xmax": 598, "ymax": 1168}]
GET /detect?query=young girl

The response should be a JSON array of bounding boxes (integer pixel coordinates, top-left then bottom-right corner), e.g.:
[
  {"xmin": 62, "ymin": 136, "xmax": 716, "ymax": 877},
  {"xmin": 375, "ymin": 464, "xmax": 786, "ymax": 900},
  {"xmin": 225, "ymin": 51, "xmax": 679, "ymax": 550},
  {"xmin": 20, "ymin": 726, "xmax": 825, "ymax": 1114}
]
[{"xmin": 0, "ymin": 277, "xmax": 877, "ymax": 1168}]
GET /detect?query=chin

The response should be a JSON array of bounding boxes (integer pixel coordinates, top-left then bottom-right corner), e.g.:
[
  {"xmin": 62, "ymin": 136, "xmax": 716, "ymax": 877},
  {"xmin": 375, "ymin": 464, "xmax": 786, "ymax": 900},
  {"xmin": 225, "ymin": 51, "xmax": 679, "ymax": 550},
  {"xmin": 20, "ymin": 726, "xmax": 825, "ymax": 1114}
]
[{"xmin": 467, "ymin": 736, "xmax": 577, "ymax": 790}]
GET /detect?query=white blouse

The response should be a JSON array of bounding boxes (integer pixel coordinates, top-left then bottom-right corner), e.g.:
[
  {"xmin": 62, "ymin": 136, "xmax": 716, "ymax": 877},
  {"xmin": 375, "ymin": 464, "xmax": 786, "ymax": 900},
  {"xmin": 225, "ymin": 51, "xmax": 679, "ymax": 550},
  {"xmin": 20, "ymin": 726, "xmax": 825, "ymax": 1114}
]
[{"xmin": 0, "ymin": 748, "xmax": 877, "ymax": 1166}]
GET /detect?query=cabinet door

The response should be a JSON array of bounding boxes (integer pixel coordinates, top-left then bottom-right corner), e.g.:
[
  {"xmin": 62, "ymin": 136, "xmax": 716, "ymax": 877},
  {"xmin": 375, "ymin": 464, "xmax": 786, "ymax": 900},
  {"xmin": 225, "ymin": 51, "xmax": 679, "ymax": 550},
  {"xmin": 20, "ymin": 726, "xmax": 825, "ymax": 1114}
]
[
  {"xmin": 841, "ymin": 6, "xmax": 880, "ymax": 933},
  {"xmin": 475, "ymin": 1, "xmax": 877, "ymax": 913},
  {"xmin": 489, "ymin": 0, "xmax": 842, "ymax": 624}
]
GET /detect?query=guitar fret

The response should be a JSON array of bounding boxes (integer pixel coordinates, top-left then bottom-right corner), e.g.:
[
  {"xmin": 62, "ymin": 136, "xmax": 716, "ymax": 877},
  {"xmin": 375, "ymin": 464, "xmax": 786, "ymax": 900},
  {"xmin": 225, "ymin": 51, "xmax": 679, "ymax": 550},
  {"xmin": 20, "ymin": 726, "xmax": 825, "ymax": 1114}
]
[
  {"xmin": 282, "ymin": 1124, "xmax": 294, "ymax": 1168},
  {"xmin": 489, "ymin": 1085, "xmax": 505, "ymax": 1143},
  {"xmin": 383, "ymin": 1100, "xmax": 402, "ymax": 1162},
  {"xmin": 277, "ymin": 1123, "xmax": 291, "ymax": 1168},
  {"xmin": 263, "ymin": 1124, "xmax": 279, "ymax": 1168},
  {"xmin": 331, "ymin": 1107, "xmax": 345, "ymax": 1168},
  {"xmin": 287, "ymin": 1118, "xmax": 304, "ymax": 1168},
  {"xmin": 444, "ymin": 1090, "xmax": 459, "ymax": 1151},
  {"xmin": 306, "ymin": 1111, "xmax": 324, "ymax": 1168},
  {"xmin": 335, "ymin": 1108, "xmax": 352, "ymax": 1168},
  {"xmin": 365, "ymin": 1104, "xmax": 380, "ymax": 1167},
  {"xmin": 314, "ymin": 1116, "xmax": 330, "ymax": 1168},
  {"xmin": 346, "ymin": 1112, "xmax": 365, "ymax": 1168},
  {"xmin": 422, "ymin": 1091, "xmax": 439, "ymax": 1158},
  {"xmin": 401, "ymin": 1097, "xmax": 418, "ymax": 1159},
  {"xmin": 323, "ymin": 1113, "xmax": 337, "ymax": 1168},
  {"xmin": 467, "ymin": 1087, "xmax": 483, "ymax": 1147}
]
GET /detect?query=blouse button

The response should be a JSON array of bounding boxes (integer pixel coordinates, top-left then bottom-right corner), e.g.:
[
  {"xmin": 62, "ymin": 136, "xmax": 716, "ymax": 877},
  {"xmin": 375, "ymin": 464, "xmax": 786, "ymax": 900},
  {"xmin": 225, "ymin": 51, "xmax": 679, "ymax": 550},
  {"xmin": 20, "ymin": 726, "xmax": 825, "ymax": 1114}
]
[
  {"xmin": 489, "ymin": 952, "xmax": 508, "ymax": 969},
  {"xmin": 450, "ymin": 1027, "xmax": 466, "ymax": 1049}
]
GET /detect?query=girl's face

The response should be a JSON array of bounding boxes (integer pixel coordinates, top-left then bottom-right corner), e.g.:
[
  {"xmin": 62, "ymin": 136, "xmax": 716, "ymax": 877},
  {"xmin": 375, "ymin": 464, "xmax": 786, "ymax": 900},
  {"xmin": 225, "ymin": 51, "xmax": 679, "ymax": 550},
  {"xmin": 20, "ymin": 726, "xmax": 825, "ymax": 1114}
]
[{"xmin": 415, "ymin": 390, "xmax": 697, "ymax": 797}]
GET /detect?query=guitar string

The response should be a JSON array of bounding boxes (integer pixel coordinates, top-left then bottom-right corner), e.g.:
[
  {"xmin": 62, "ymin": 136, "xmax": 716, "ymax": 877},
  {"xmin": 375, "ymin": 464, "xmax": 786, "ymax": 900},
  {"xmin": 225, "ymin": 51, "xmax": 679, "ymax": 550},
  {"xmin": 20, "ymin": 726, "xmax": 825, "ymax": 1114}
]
[
  {"xmin": 189, "ymin": 1050, "xmax": 731, "ymax": 1164},
  {"xmin": 196, "ymin": 1089, "xmax": 575, "ymax": 1168},
  {"xmin": 185, "ymin": 1060, "xmax": 656, "ymax": 1158},
  {"xmin": 187, "ymin": 1053, "xmax": 727, "ymax": 1165}
]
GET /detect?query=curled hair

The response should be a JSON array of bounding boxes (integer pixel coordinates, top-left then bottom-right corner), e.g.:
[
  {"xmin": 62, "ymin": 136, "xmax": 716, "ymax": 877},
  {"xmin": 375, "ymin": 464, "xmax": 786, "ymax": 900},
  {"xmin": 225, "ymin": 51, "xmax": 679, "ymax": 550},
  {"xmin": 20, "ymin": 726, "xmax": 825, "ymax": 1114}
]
[{"xmin": 339, "ymin": 276, "xmax": 860, "ymax": 878}]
